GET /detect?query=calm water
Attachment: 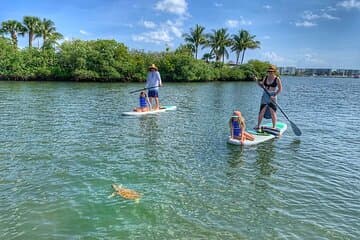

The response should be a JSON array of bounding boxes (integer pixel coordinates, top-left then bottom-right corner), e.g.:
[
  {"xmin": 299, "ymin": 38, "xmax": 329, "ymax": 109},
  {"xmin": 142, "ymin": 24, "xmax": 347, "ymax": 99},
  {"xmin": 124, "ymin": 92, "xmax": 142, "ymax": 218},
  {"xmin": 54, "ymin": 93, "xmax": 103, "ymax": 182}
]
[{"xmin": 0, "ymin": 77, "xmax": 359, "ymax": 239}]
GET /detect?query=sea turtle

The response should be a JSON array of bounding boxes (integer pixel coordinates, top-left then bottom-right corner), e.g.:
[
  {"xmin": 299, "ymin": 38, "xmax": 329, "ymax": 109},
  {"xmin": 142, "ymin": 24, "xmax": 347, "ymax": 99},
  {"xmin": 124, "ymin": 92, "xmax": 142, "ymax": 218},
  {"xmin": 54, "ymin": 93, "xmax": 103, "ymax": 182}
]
[{"xmin": 109, "ymin": 184, "xmax": 141, "ymax": 203}]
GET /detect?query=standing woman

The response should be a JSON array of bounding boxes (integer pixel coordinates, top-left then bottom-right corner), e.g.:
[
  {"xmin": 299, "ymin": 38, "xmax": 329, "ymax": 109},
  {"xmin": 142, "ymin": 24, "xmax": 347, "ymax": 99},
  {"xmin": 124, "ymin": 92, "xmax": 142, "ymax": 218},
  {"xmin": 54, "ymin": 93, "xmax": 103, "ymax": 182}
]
[
  {"xmin": 255, "ymin": 65, "xmax": 282, "ymax": 129},
  {"xmin": 146, "ymin": 64, "xmax": 162, "ymax": 110}
]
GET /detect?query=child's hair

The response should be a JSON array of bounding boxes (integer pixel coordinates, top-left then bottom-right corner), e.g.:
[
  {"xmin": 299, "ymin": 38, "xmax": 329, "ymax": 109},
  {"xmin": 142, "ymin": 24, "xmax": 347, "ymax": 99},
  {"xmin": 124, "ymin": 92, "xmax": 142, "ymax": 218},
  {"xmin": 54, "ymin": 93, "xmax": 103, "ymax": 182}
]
[
  {"xmin": 233, "ymin": 111, "xmax": 246, "ymax": 129},
  {"xmin": 140, "ymin": 91, "xmax": 146, "ymax": 96}
]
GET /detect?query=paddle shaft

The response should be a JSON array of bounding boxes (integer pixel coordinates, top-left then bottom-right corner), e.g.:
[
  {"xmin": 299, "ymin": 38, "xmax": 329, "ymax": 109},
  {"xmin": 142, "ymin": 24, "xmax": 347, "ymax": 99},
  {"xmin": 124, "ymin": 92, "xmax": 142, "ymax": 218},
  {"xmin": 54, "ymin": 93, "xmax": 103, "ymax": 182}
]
[
  {"xmin": 261, "ymin": 86, "xmax": 290, "ymax": 122},
  {"xmin": 129, "ymin": 85, "xmax": 160, "ymax": 94}
]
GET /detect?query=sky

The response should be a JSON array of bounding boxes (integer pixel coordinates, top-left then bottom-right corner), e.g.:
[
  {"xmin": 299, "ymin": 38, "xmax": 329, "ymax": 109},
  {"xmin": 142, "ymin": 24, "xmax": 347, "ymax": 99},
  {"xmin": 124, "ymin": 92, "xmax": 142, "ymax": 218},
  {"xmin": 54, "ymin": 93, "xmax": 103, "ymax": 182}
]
[{"xmin": 1, "ymin": 0, "xmax": 359, "ymax": 69}]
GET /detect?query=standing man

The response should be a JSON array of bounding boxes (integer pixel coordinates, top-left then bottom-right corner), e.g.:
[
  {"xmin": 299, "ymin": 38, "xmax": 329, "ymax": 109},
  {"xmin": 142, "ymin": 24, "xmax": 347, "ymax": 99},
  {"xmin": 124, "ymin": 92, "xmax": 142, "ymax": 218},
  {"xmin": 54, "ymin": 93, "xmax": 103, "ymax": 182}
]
[{"xmin": 146, "ymin": 64, "xmax": 162, "ymax": 110}]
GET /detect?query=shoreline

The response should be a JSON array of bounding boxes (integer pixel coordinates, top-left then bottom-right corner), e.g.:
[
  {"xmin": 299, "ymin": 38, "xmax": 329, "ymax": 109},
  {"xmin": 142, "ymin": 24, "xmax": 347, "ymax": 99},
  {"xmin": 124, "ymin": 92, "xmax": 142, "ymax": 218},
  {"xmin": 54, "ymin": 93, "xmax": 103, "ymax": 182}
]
[
  {"xmin": 0, "ymin": 76, "xmax": 358, "ymax": 83},
  {"xmin": 283, "ymin": 75, "xmax": 359, "ymax": 79}
]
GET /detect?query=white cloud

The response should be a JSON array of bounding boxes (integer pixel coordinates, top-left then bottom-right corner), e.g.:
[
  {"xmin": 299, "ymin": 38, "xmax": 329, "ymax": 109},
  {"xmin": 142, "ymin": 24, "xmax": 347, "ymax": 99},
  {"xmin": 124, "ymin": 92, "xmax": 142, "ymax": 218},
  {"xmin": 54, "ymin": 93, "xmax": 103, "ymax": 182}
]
[
  {"xmin": 79, "ymin": 30, "xmax": 90, "ymax": 35},
  {"xmin": 322, "ymin": 6, "xmax": 337, "ymax": 12},
  {"xmin": 295, "ymin": 21, "xmax": 317, "ymax": 27},
  {"xmin": 165, "ymin": 20, "xmax": 183, "ymax": 37},
  {"xmin": 302, "ymin": 10, "xmax": 339, "ymax": 20},
  {"xmin": 300, "ymin": 53, "xmax": 326, "ymax": 66},
  {"xmin": 132, "ymin": 30, "xmax": 173, "ymax": 44},
  {"xmin": 263, "ymin": 35, "xmax": 271, "ymax": 40},
  {"xmin": 304, "ymin": 53, "xmax": 318, "ymax": 62},
  {"xmin": 214, "ymin": 2, "xmax": 223, "ymax": 7},
  {"xmin": 155, "ymin": 0, "xmax": 188, "ymax": 15},
  {"xmin": 338, "ymin": 0, "xmax": 360, "ymax": 9},
  {"xmin": 262, "ymin": 51, "xmax": 285, "ymax": 62},
  {"xmin": 225, "ymin": 17, "xmax": 251, "ymax": 28},
  {"xmin": 239, "ymin": 16, "xmax": 252, "ymax": 25},
  {"xmin": 132, "ymin": 19, "xmax": 184, "ymax": 45},
  {"xmin": 142, "ymin": 21, "xmax": 157, "ymax": 29},
  {"xmin": 321, "ymin": 13, "xmax": 340, "ymax": 20},
  {"xmin": 295, "ymin": 8, "xmax": 339, "ymax": 28},
  {"xmin": 302, "ymin": 11, "xmax": 319, "ymax": 20},
  {"xmin": 263, "ymin": 5, "xmax": 272, "ymax": 9},
  {"xmin": 226, "ymin": 20, "xmax": 239, "ymax": 28},
  {"xmin": 284, "ymin": 50, "xmax": 327, "ymax": 67},
  {"xmin": 133, "ymin": 4, "xmax": 186, "ymax": 45}
]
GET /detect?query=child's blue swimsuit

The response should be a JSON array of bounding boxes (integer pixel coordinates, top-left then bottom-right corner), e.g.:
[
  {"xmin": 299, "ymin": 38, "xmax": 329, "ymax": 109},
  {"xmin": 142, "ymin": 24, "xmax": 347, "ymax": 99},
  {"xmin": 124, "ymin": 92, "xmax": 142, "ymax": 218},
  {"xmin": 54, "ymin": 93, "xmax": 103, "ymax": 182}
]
[
  {"xmin": 140, "ymin": 96, "xmax": 147, "ymax": 107},
  {"xmin": 232, "ymin": 120, "xmax": 242, "ymax": 137}
]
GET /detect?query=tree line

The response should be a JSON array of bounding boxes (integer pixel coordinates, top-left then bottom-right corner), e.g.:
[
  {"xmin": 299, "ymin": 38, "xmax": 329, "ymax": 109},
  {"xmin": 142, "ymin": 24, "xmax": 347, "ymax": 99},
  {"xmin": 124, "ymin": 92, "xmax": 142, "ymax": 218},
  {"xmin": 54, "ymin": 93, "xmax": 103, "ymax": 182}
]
[{"xmin": 0, "ymin": 17, "xmax": 271, "ymax": 82}]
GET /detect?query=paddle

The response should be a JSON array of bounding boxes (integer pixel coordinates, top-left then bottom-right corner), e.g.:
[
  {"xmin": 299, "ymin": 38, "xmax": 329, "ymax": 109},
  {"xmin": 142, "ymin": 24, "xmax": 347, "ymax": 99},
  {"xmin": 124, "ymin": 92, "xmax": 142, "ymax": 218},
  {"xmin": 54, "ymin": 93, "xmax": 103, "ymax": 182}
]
[
  {"xmin": 146, "ymin": 95, "xmax": 152, "ymax": 110},
  {"xmin": 129, "ymin": 85, "xmax": 160, "ymax": 94},
  {"xmin": 255, "ymin": 78, "xmax": 302, "ymax": 136}
]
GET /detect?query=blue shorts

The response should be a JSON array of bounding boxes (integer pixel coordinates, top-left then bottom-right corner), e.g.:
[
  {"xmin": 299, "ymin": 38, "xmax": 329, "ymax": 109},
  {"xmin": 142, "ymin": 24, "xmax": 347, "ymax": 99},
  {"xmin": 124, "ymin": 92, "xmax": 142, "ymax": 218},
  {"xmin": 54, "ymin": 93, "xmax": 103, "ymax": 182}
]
[{"xmin": 148, "ymin": 89, "xmax": 159, "ymax": 98}]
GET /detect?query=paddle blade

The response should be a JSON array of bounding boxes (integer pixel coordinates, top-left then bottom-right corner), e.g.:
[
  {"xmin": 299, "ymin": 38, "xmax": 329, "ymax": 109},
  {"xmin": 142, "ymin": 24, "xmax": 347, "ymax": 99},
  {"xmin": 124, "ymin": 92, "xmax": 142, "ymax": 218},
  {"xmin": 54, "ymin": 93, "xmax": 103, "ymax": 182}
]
[{"xmin": 290, "ymin": 121, "xmax": 302, "ymax": 136}]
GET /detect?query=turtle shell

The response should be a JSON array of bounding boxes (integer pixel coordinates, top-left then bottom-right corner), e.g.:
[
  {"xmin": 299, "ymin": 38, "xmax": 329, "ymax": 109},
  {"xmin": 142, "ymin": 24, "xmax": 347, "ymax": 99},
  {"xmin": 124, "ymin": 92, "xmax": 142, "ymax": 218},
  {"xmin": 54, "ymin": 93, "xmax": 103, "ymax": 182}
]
[{"xmin": 117, "ymin": 188, "xmax": 141, "ymax": 200}]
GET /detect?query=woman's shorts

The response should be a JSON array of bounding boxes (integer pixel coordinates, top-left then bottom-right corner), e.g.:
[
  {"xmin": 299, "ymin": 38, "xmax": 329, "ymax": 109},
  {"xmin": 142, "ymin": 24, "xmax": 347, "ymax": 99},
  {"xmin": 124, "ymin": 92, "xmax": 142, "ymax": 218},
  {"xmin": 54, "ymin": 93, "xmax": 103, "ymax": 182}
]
[{"xmin": 260, "ymin": 102, "xmax": 277, "ymax": 112}]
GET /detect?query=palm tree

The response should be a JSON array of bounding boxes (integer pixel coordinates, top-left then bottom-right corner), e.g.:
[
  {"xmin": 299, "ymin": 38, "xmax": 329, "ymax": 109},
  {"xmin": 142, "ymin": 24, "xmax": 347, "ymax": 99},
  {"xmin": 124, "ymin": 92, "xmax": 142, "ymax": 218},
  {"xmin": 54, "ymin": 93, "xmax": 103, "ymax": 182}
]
[
  {"xmin": 205, "ymin": 28, "xmax": 231, "ymax": 63},
  {"xmin": 182, "ymin": 24, "xmax": 206, "ymax": 59},
  {"xmin": 176, "ymin": 43, "xmax": 194, "ymax": 55},
  {"xmin": 234, "ymin": 30, "xmax": 260, "ymax": 64},
  {"xmin": 37, "ymin": 18, "xmax": 63, "ymax": 49},
  {"xmin": 202, "ymin": 53, "xmax": 215, "ymax": 63},
  {"xmin": 231, "ymin": 31, "xmax": 245, "ymax": 65},
  {"xmin": 23, "ymin": 16, "xmax": 41, "ymax": 48},
  {"xmin": 0, "ymin": 20, "xmax": 26, "ymax": 47},
  {"xmin": 42, "ymin": 32, "xmax": 63, "ymax": 49}
]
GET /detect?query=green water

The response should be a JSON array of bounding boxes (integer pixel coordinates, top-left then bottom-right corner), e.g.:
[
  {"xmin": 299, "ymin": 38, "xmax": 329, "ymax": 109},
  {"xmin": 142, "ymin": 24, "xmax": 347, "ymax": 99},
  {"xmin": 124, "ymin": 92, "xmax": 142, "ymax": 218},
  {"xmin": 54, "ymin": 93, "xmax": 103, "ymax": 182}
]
[{"xmin": 0, "ymin": 78, "xmax": 359, "ymax": 239}]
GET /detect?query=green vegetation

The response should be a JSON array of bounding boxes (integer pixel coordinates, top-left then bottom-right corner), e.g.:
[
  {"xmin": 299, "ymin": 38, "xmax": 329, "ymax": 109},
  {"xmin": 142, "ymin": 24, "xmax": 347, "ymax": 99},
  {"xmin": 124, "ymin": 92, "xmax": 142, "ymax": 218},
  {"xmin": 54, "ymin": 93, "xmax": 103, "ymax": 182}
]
[{"xmin": 0, "ymin": 17, "xmax": 272, "ymax": 82}]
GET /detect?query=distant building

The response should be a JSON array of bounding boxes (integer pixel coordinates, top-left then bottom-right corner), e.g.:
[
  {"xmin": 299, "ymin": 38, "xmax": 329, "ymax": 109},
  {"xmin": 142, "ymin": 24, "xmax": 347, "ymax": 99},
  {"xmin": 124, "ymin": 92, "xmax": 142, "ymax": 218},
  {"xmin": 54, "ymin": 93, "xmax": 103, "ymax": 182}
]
[
  {"xmin": 296, "ymin": 68, "xmax": 332, "ymax": 76},
  {"xmin": 278, "ymin": 67, "xmax": 296, "ymax": 75},
  {"xmin": 331, "ymin": 69, "xmax": 360, "ymax": 77},
  {"xmin": 295, "ymin": 68, "xmax": 306, "ymax": 76},
  {"xmin": 280, "ymin": 67, "xmax": 359, "ymax": 77}
]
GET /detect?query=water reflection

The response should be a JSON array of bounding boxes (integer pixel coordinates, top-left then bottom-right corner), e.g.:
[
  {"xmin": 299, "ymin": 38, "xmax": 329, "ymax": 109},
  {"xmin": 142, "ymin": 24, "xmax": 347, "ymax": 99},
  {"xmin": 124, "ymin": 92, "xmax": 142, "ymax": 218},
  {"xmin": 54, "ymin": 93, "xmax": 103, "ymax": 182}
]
[
  {"xmin": 138, "ymin": 115, "xmax": 161, "ymax": 143},
  {"xmin": 289, "ymin": 139, "xmax": 301, "ymax": 153},
  {"xmin": 137, "ymin": 115, "xmax": 164, "ymax": 160},
  {"xmin": 226, "ymin": 146, "xmax": 245, "ymax": 169},
  {"xmin": 255, "ymin": 141, "xmax": 277, "ymax": 177}
]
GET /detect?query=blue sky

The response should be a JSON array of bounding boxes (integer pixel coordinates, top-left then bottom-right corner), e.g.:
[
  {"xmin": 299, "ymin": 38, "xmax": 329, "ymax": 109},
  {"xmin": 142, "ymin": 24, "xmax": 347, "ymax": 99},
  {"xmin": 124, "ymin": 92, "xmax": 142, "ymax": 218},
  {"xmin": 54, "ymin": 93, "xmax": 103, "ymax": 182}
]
[{"xmin": 1, "ymin": 0, "xmax": 359, "ymax": 69}]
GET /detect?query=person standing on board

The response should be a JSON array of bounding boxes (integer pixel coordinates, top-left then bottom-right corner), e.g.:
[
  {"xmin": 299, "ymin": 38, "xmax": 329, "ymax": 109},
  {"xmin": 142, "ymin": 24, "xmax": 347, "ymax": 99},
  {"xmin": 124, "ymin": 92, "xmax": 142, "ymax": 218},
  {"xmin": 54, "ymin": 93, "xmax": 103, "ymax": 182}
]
[
  {"xmin": 146, "ymin": 64, "xmax": 162, "ymax": 110},
  {"xmin": 255, "ymin": 65, "xmax": 282, "ymax": 129}
]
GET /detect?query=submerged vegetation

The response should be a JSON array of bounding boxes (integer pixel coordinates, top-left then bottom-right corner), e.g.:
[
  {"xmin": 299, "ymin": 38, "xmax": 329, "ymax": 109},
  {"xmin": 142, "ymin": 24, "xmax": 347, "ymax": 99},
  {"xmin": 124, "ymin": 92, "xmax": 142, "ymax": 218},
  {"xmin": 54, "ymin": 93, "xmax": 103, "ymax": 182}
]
[{"xmin": 0, "ymin": 17, "xmax": 271, "ymax": 82}]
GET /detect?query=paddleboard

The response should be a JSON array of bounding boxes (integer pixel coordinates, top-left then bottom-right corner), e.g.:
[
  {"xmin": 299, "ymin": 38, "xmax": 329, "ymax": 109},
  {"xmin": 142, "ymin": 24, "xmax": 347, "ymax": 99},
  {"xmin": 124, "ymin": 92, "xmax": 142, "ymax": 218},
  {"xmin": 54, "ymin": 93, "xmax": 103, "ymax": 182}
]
[
  {"xmin": 122, "ymin": 105, "xmax": 177, "ymax": 116},
  {"xmin": 262, "ymin": 126, "xmax": 280, "ymax": 136},
  {"xmin": 227, "ymin": 122, "xmax": 287, "ymax": 146}
]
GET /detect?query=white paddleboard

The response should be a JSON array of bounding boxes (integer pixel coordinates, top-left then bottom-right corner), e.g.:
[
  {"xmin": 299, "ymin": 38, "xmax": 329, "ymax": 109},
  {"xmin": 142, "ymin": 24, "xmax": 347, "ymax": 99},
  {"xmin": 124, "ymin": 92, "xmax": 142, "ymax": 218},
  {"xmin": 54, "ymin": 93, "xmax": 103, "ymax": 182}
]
[
  {"xmin": 227, "ymin": 122, "xmax": 287, "ymax": 146},
  {"xmin": 122, "ymin": 106, "xmax": 177, "ymax": 116}
]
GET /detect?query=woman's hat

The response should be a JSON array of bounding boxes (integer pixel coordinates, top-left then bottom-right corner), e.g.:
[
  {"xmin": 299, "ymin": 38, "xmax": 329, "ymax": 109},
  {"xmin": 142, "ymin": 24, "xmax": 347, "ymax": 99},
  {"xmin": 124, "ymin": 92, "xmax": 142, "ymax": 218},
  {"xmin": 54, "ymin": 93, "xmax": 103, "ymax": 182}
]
[
  {"xmin": 267, "ymin": 65, "xmax": 277, "ymax": 72},
  {"xmin": 148, "ymin": 64, "xmax": 158, "ymax": 71}
]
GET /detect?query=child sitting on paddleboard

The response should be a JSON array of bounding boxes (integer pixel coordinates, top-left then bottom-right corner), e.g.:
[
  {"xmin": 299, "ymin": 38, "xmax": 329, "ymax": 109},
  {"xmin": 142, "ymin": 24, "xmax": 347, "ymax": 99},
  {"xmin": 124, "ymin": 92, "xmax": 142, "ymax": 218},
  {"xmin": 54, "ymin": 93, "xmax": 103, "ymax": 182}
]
[
  {"xmin": 229, "ymin": 110, "xmax": 254, "ymax": 144},
  {"xmin": 133, "ymin": 91, "xmax": 151, "ymax": 112}
]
